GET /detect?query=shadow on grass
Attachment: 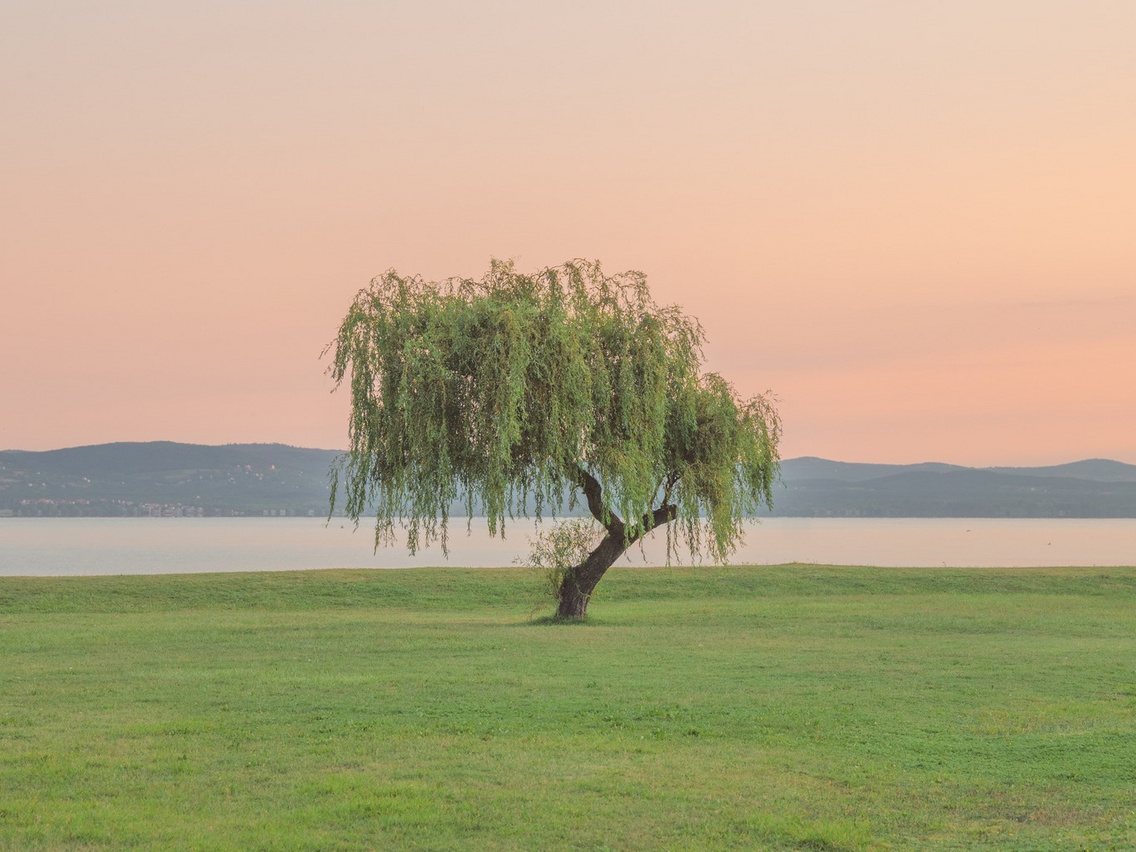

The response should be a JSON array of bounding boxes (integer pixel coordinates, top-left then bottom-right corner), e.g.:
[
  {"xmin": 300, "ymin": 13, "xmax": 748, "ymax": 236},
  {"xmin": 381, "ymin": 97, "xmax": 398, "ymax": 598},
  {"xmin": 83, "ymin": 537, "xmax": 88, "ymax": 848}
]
[
  {"xmin": 517, "ymin": 610, "xmax": 632, "ymax": 627},
  {"xmin": 526, "ymin": 614, "xmax": 592, "ymax": 626}
]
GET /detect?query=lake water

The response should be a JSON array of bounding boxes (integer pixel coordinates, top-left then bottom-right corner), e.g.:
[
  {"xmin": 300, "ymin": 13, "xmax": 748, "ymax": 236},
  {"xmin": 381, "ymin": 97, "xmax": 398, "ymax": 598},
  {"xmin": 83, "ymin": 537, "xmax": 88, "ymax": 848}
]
[{"xmin": 1, "ymin": 517, "xmax": 1134, "ymax": 576}]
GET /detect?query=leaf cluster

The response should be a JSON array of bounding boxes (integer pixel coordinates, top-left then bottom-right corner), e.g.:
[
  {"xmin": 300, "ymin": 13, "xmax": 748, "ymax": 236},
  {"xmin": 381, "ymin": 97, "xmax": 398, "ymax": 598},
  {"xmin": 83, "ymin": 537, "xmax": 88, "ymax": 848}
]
[{"xmin": 328, "ymin": 259, "xmax": 780, "ymax": 561}]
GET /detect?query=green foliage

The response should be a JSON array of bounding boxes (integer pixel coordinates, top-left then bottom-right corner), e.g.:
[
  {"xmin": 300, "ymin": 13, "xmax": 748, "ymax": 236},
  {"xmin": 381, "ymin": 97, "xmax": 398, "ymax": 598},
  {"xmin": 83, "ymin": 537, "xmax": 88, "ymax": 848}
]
[
  {"xmin": 328, "ymin": 259, "xmax": 781, "ymax": 559},
  {"xmin": 519, "ymin": 518, "xmax": 601, "ymax": 603}
]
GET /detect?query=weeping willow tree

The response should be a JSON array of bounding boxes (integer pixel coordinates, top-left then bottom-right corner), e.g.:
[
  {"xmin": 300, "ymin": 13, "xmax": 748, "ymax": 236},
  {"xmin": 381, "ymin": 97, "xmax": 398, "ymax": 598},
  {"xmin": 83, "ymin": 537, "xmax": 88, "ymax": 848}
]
[{"xmin": 329, "ymin": 259, "xmax": 781, "ymax": 618}]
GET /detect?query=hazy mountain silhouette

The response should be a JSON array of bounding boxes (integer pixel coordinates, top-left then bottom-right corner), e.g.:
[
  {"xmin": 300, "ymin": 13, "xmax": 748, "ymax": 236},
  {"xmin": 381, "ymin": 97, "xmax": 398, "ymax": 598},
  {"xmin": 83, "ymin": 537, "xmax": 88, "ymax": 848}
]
[
  {"xmin": 0, "ymin": 442, "xmax": 340, "ymax": 516},
  {"xmin": 2, "ymin": 443, "xmax": 1135, "ymax": 517},
  {"xmin": 772, "ymin": 457, "xmax": 1136, "ymax": 517}
]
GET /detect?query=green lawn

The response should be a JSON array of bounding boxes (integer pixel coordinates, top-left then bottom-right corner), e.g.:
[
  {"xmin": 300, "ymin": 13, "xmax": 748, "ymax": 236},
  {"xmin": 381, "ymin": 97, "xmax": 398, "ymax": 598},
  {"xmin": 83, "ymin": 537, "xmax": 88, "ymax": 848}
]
[{"xmin": 2, "ymin": 565, "xmax": 1134, "ymax": 851}]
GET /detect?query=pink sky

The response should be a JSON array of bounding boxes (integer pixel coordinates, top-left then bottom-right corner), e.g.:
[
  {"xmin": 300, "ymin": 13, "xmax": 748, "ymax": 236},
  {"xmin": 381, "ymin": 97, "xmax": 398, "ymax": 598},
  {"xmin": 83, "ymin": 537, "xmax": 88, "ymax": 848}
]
[{"xmin": 3, "ymin": 1, "xmax": 1134, "ymax": 465}]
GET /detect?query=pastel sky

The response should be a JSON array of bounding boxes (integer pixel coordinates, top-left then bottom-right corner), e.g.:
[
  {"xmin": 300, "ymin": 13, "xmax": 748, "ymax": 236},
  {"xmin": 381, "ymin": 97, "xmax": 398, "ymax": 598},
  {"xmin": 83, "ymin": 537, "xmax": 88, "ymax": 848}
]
[{"xmin": 3, "ymin": 0, "xmax": 1133, "ymax": 465}]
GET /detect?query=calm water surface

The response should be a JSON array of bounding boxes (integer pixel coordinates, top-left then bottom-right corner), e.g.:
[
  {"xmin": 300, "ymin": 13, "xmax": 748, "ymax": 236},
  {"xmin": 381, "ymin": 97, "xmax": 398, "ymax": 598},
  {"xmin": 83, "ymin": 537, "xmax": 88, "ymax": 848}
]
[{"xmin": 1, "ymin": 517, "xmax": 1134, "ymax": 576}]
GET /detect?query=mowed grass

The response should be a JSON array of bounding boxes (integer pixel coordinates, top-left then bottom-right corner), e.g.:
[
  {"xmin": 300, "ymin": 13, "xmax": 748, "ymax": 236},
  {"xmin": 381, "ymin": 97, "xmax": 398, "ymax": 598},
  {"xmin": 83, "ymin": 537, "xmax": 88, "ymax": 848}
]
[{"xmin": 2, "ymin": 565, "xmax": 1134, "ymax": 851}]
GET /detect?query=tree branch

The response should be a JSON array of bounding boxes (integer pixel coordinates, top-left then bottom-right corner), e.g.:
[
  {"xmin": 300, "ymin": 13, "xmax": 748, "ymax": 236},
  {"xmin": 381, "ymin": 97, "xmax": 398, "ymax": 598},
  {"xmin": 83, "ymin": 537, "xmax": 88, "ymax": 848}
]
[
  {"xmin": 572, "ymin": 464, "xmax": 623, "ymax": 533},
  {"xmin": 649, "ymin": 503, "xmax": 677, "ymax": 529},
  {"xmin": 625, "ymin": 503, "xmax": 676, "ymax": 547}
]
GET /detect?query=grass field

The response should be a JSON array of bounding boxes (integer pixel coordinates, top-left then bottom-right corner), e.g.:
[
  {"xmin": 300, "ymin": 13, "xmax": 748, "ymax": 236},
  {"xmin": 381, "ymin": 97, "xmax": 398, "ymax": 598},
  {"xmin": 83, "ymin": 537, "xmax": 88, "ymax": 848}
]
[{"xmin": 2, "ymin": 564, "xmax": 1134, "ymax": 851}]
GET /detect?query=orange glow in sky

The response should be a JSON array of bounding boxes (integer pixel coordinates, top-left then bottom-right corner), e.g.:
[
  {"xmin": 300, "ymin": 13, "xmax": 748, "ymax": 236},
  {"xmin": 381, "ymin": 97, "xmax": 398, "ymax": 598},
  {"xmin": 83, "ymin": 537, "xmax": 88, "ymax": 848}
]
[{"xmin": 3, "ymin": 1, "xmax": 1133, "ymax": 465}]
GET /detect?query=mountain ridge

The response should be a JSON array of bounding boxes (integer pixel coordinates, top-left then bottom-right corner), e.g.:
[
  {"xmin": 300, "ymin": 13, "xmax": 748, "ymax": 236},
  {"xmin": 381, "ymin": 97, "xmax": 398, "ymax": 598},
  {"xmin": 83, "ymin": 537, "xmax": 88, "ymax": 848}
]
[
  {"xmin": 0, "ymin": 442, "xmax": 341, "ymax": 517},
  {"xmin": 3, "ymin": 442, "xmax": 1136, "ymax": 517}
]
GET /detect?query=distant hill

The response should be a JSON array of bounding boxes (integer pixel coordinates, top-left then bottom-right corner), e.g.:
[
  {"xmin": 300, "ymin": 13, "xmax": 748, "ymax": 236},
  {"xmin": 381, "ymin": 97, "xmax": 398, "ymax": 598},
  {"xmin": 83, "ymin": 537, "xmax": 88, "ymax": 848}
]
[
  {"xmin": 768, "ymin": 457, "xmax": 1136, "ymax": 518},
  {"xmin": 2, "ymin": 443, "xmax": 1136, "ymax": 518},
  {"xmin": 0, "ymin": 442, "xmax": 341, "ymax": 517},
  {"xmin": 775, "ymin": 458, "xmax": 969, "ymax": 483},
  {"xmin": 985, "ymin": 459, "xmax": 1136, "ymax": 483}
]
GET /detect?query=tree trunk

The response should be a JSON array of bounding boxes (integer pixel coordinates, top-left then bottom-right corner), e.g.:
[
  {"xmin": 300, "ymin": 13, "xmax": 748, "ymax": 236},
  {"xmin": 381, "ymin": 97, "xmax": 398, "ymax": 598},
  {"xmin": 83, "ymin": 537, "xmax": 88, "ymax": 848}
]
[
  {"xmin": 558, "ymin": 465, "xmax": 678, "ymax": 619},
  {"xmin": 556, "ymin": 531, "xmax": 630, "ymax": 619}
]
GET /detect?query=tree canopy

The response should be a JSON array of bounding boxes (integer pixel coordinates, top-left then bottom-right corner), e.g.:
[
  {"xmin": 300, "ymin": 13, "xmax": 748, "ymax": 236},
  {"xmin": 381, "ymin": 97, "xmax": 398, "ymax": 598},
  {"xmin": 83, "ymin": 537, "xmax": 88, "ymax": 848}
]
[{"xmin": 329, "ymin": 259, "xmax": 781, "ymax": 616}]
